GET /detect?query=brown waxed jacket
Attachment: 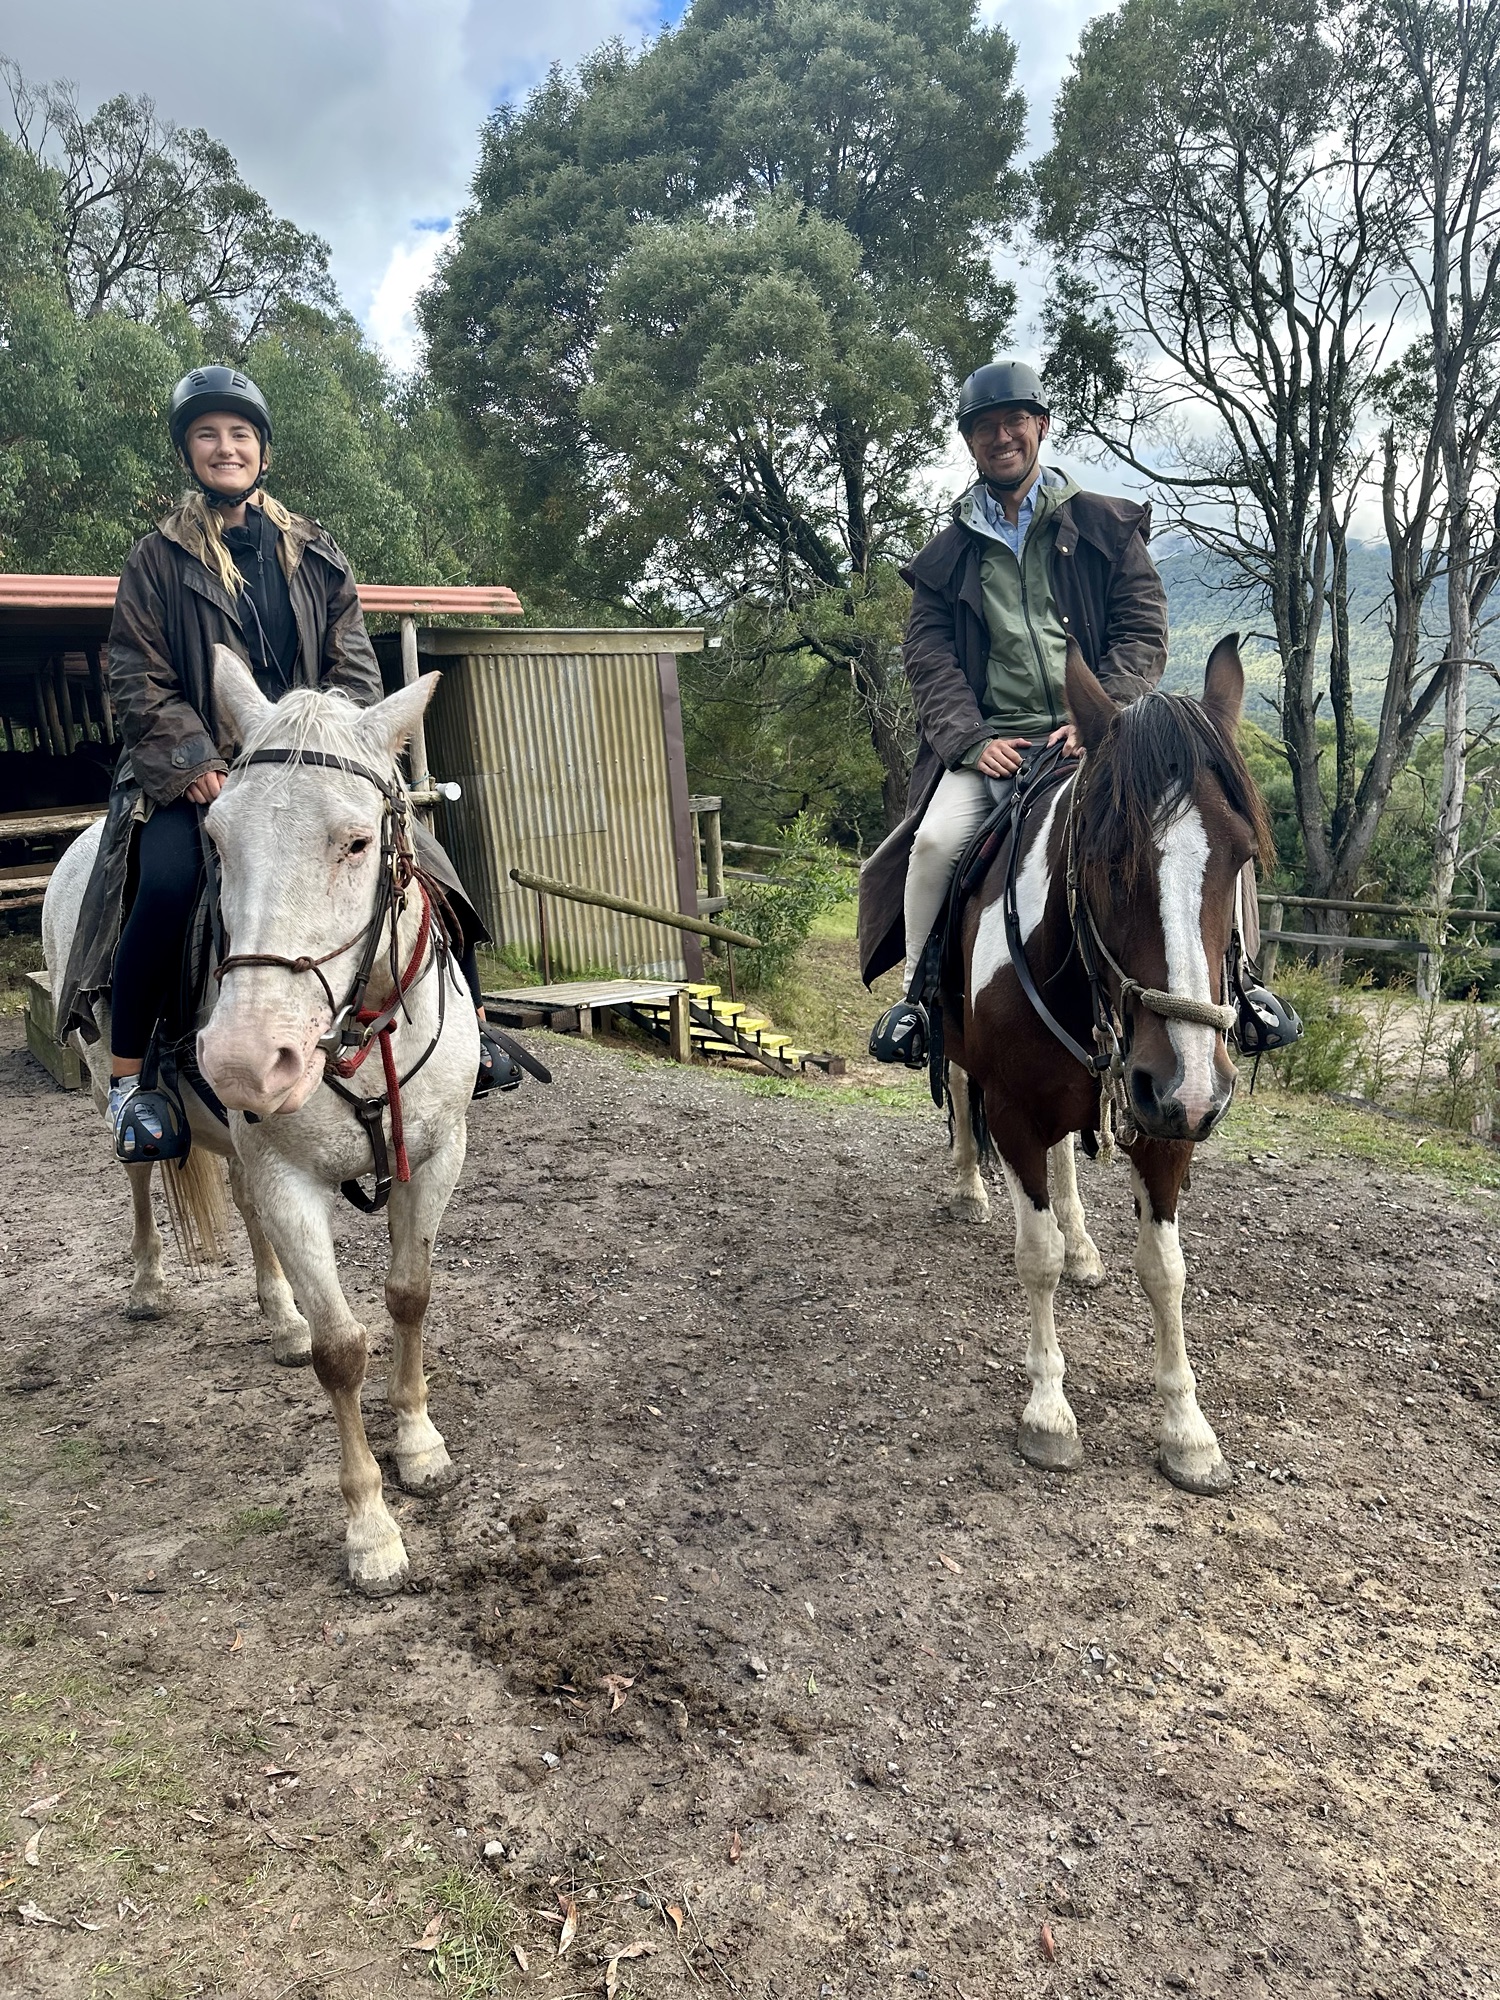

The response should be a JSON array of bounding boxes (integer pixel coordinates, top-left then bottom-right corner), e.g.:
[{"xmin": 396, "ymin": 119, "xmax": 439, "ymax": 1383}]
[
  {"xmin": 59, "ymin": 503, "xmax": 480, "ymax": 1041},
  {"xmin": 857, "ymin": 486, "xmax": 1169, "ymax": 986}
]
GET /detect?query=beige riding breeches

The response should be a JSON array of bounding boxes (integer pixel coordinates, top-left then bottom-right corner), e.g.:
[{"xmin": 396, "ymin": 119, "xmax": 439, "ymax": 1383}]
[{"xmin": 902, "ymin": 768, "xmax": 995, "ymax": 990}]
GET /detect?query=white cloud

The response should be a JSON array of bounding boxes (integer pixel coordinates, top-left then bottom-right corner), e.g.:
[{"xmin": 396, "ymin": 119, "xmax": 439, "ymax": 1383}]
[
  {"xmin": 2, "ymin": 0, "xmax": 665, "ymax": 341},
  {"xmin": 367, "ymin": 226, "xmax": 455, "ymax": 372}
]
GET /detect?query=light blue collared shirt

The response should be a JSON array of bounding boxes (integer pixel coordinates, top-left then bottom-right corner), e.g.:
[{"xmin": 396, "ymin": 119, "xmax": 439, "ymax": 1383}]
[{"xmin": 978, "ymin": 472, "xmax": 1044, "ymax": 556}]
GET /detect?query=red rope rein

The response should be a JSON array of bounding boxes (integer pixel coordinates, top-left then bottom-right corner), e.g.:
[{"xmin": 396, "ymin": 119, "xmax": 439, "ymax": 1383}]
[{"xmin": 329, "ymin": 883, "xmax": 434, "ymax": 1183}]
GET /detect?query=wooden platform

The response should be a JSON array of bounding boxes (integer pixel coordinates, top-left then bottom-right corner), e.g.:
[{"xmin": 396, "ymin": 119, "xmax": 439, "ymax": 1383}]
[
  {"xmin": 482, "ymin": 975, "xmax": 846, "ymax": 1080},
  {"xmin": 23, "ymin": 970, "xmax": 83, "ymax": 1091}
]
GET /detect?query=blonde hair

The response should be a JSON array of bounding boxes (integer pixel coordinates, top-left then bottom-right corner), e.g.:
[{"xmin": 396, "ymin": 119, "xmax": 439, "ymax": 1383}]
[{"xmin": 175, "ymin": 482, "xmax": 298, "ymax": 595}]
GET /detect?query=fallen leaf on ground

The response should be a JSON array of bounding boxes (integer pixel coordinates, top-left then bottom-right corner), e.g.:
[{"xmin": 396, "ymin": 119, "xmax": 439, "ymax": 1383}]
[
  {"xmin": 598, "ymin": 1673, "xmax": 635, "ymax": 1713},
  {"xmin": 20, "ymin": 1793, "xmax": 62, "ymax": 1820},
  {"xmin": 412, "ymin": 1914, "xmax": 443, "ymax": 1951},
  {"xmin": 728, "ymin": 1828, "xmax": 742, "ymax": 1863},
  {"xmin": 17, "ymin": 1902, "xmax": 61, "ymax": 1927},
  {"xmin": 938, "ymin": 1553, "xmax": 962, "ymax": 1575},
  {"xmin": 512, "ymin": 1941, "xmax": 529, "ymax": 1971},
  {"xmin": 807, "ymin": 1672, "xmax": 818, "ymax": 1695},
  {"xmin": 606, "ymin": 1942, "xmax": 654, "ymax": 1996},
  {"xmin": 918, "ymin": 1644, "xmax": 939, "ymax": 1660},
  {"xmin": 23, "ymin": 1830, "xmax": 41, "ymax": 1868},
  {"xmin": 665, "ymin": 1904, "xmax": 684, "ymax": 1937},
  {"xmin": 557, "ymin": 1894, "xmax": 578, "ymax": 1956},
  {"xmin": 1040, "ymin": 1921, "xmax": 1057, "ymax": 1963},
  {"xmin": 228, "ymin": 1630, "xmax": 243, "ymax": 1654}
]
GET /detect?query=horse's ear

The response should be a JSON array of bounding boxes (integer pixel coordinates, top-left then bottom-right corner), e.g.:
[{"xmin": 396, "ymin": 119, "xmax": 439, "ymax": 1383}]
[
  {"xmin": 1203, "ymin": 634, "xmax": 1244, "ymax": 734},
  {"xmin": 355, "ymin": 671, "xmax": 442, "ymax": 763},
  {"xmin": 1064, "ymin": 638, "xmax": 1115, "ymax": 755},
  {"xmin": 213, "ymin": 644, "xmax": 273, "ymax": 750}
]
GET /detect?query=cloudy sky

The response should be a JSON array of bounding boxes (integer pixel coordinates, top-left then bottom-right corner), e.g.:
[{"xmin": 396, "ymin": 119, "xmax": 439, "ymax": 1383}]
[{"xmin": 1, "ymin": 0, "xmax": 1115, "ymax": 372}]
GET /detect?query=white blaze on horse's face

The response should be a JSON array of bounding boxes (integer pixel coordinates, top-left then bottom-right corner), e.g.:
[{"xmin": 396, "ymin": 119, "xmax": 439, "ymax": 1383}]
[
  {"xmin": 197, "ymin": 652, "xmax": 437, "ymax": 1119},
  {"xmin": 1153, "ymin": 803, "xmax": 1228, "ymax": 1133}
]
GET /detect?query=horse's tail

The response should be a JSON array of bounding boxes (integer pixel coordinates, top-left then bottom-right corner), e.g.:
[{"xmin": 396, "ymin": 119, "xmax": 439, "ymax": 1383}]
[
  {"xmin": 944, "ymin": 1063, "xmax": 994, "ymax": 1164},
  {"xmin": 161, "ymin": 1148, "xmax": 230, "ymax": 1270}
]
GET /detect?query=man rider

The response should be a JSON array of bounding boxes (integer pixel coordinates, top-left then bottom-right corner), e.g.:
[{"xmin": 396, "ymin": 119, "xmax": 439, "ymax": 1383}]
[{"xmin": 862, "ymin": 360, "xmax": 1170, "ymax": 1061}]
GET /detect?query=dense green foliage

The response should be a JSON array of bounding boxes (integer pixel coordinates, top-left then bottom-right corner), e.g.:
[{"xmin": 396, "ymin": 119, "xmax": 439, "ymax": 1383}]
[
  {"xmin": 421, "ymin": 0, "xmax": 1027, "ymax": 826},
  {"xmin": 0, "ymin": 83, "xmax": 509, "ymax": 588}
]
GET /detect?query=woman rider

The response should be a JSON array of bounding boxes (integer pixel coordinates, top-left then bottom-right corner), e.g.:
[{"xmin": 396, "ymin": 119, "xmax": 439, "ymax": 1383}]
[{"xmin": 69, "ymin": 365, "xmax": 516, "ymax": 1161}]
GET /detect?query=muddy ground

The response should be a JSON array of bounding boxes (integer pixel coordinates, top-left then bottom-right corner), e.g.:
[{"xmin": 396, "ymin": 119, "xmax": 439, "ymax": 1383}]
[{"xmin": 1, "ymin": 1015, "xmax": 1497, "ymax": 2000}]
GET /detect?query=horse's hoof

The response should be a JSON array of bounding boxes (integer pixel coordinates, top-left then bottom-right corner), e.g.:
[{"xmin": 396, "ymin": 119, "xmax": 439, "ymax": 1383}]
[
  {"xmin": 1018, "ymin": 1423, "xmax": 1084, "ymax": 1473},
  {"xmin": 348, "ymin": 1541, "xmax": 410, "ymax": 1596},
  {"xmin": 949, "ymin": 1193, "xmax": 990, "ymax": 1225},
  {"xmin": 270, "ymin": 1325, "xmax": 313, "ymax": 1368},
  {"xmin": 396, "ymin": 1447, "xmax": 459, "ymax": 1497},
  {"xmin": 1062, "ymin": 1248, "xmax": 1105, "ymax": 1288},
  {"xmin": 125, "ymin": 1295, "xmax": 169, "ymax": 1322},
  {"xmin": 1159, "ymin": 1449, "xmax": 1233, "ymax": 1496}
]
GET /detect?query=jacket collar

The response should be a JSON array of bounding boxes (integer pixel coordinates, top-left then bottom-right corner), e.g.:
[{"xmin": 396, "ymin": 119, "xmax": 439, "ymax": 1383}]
[{"xmin": 158, "ymin": 500, "xmax": 324, "ymax": 582}]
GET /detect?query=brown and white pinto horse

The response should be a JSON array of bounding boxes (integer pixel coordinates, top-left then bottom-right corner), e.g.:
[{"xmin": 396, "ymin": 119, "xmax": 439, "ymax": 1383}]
[{"xmin": 944, "ymin": 636, "xmax": 1272, "ymax": 1494}]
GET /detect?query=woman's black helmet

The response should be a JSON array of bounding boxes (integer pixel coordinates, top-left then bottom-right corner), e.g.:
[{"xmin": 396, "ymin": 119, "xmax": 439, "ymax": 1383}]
[
  {"xmin": 957, "ymin": 360, "xmax": 1049, "ymax": 433},
  {"xmin": 168, "ymin": 367, "xmax": 273, "ymax": 452}
]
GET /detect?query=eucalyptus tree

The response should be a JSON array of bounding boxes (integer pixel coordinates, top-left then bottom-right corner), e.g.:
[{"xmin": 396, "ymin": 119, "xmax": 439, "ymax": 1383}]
[{"xmin": 422, "ymin": 0, "xmax": 1027, "ymax": 826}]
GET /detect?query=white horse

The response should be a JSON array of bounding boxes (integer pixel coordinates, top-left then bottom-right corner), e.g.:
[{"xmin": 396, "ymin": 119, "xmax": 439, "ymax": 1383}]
[{"xmin": 44, "ymin": 649, "xmax": 478, "ymax": 1592}]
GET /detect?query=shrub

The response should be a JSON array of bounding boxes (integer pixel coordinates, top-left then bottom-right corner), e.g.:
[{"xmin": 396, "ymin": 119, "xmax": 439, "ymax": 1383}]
[
  {"xmin": 1266, "ymin": 965, "xmax": 1366, "ymax": 1094},
  {"xmin": 720, "ymin": 811, "xmax": 851, "ymax": 990}
]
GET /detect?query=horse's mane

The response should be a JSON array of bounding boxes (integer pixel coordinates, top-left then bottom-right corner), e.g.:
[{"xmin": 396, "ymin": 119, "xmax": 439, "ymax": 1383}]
[
  {"xmin": 1076, "ymin": 690, "xmax": 1274, "ymax": 904},
  {"xmin": 236, "ymin": 687, "xmax": 400, "ymax": 793}
]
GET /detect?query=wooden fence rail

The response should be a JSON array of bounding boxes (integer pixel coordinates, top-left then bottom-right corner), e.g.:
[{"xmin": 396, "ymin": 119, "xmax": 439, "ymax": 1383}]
[{"xmin": 1256, "ymin": 892, "xmax": 1500, "ymax": 987}]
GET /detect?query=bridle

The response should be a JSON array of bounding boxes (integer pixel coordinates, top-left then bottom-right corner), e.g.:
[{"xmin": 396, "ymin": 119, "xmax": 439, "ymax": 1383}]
[
  {"xmin": 1001, "ymin": 740, "xmax": 1235, "ymax": 1157},
  {"xmin": 213, "ymin": 746, "xmax": 453, "ymax": 1212}
]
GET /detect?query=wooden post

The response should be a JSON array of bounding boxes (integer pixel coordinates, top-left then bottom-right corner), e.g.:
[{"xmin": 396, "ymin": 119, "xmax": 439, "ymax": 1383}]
[
  {"xmin": 1261, "ymin": 900, "xmax": 1284, "ymax": 981},
  {"xmin": 87, "ymin": 644, "xmax": 114, "ymax": 744},
  {"xmin": 576, "ymin": 1005, "xmax": 594, "ymax": 1040},
  {"xmin": 53, "ymin": 657, "xmax": 75, "ymax": 751},
  {"xmin": 691, "ymin": 808, "xmax": 704, "ymax": 892},
  {"xmin": 399, "ymin": 616, "xmax": 430, "ymax": 794},
  {"xmin": 669, "ymin": 986, "xmax": 691, "ymax": 1064},
  {"xmin": 536, "ymin": 890, "xmax": 552, "ymax": 985},
  {"xmin": 40, "ymin": 666, "xmax": 67, "ymax": 758},
  {"xmin": 705, "ymin": 802, "xmax": 724, "ymax": 902}
]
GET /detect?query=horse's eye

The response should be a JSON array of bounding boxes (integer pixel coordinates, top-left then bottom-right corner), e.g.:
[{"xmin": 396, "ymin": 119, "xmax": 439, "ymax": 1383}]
[{"xmin": 347, "ymin": 836, "xmax": 372, "ymax": 857}]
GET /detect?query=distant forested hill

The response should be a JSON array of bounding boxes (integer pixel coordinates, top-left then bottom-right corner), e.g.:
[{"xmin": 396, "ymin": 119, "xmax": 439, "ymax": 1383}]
[{"xmin": 1154, "ymin": 541, "xmax": 1453, "ymax": 726}]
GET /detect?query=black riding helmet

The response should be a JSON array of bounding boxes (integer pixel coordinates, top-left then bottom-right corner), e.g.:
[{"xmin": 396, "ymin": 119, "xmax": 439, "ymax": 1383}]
[
  {"xmin": 168, "ymin": 367, "xmax": 273, "ymax": 506},
  {"xmin": 957, "ymin": 359, "xmax": 1049, "ymax": 433}
]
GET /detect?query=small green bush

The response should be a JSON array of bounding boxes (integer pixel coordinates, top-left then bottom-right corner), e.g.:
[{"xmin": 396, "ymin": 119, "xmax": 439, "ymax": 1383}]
[
  {"xmin": 720, "ymin": 812, "xmax": 852, "ymax": 990},
  {"xmin": 1267, "ymin": 966, "xmax": 1366, "ymax": 1093}
]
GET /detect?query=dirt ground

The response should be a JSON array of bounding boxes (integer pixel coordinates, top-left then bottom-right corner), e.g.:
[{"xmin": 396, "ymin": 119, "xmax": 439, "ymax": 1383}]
[{"xmin": 2, "ymin": 1014, "xmax": 1498, "ymax": 2000}]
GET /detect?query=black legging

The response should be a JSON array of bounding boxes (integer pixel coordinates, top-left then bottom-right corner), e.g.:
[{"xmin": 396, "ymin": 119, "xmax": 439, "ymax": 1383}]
[
  {"xmin": 111, "ymin": 802, "xmax": 202, "ymax": 1061},
  {"xmin": 112, "ymin": 800, "xmax": 484, "ymax": 1062}
]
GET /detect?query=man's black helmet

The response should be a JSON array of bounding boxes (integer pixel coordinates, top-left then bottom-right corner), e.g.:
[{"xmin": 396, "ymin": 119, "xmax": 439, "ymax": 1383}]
[
  {"xmin": 168, "ymin": 367, "xmax": 273, "ymax": 452},
  {"xmin": 957, "ymin": 360, "xmax": 1049, "ymax": 433}
]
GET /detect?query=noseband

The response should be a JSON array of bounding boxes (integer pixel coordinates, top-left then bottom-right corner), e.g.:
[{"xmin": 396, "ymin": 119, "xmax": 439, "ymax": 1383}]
[{"xmin": 213, "ymin": 746, "xmax": 452, "ymax": 1211}]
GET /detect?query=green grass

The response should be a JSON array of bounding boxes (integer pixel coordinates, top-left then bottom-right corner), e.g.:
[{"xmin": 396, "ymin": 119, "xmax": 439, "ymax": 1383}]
[
  {"xmin": 0, "ymin": 928, "xmax": 44, "ymax": 1015},
  {"xmin": 223, "ymin": 1503, "xmax": 288, "ymax": 1541},
  {"xmin": 1217, "ymin": 1075, "xmax": 1500, "ymax": 1197},
  {"xmin": 425, "ymin": 1867, "xmax": 520, "ymax": 1996}
]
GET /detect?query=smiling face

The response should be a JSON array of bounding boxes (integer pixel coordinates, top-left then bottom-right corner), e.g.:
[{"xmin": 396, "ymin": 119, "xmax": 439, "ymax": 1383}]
[
  {"xmin": 964, "ymin": 403, "xmax": 1050, "ymax": 494},
  {"xmin": 184, "ymin": 411, "xmax": 266, "ymax": 498}
]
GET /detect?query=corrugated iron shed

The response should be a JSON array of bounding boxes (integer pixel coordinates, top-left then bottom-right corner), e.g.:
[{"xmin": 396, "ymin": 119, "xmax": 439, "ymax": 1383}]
[{"xmin": 380, "ymin": 626, "xmax": 706, "ymax": 983}]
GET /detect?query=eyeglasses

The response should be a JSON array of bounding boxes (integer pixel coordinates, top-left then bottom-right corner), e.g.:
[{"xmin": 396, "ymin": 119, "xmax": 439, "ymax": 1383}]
[{"xmin": 970, "ymin": 408, "xmax": 1040, "ymax": 439}]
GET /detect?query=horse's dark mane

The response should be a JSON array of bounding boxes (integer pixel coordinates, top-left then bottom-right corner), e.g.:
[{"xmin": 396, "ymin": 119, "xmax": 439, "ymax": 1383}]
[{"xmin": 1075, "ymin": 690, "xmax": 1274, "ymax": 904}]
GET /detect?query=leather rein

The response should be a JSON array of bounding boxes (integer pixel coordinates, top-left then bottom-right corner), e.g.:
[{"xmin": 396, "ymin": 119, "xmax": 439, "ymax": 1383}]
[
  {"xmin": 1000, "ymin": 745, "xmax": 1235, "ymax": 1154},
  {"xmin": 214, "ymin": 746, "xmax": 452, "ymax": 1213}
]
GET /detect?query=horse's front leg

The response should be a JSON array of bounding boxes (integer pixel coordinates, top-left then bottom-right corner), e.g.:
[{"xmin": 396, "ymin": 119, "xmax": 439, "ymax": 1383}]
[
  {"xmin": 124, "ymin": 1163, "xmax": 170, "ymax": 1320},
  {"xmin": 227, "ymin": 1154, "xmax": 311, "ymax": 1367},
  {"xmin": 999, "ymin": 1141, "xmax": 1082, "ymax": 1472},
  {"xmin": 384, "ymin": 1123, "xmax": 466, "ymax": 1495},
  {"xmin": 246, "ymin": 1155, "xmax": 407, "ymax": 1593},
  {"xmin": 1130, "ymin": 1141, "xmax": 1231, "ymax": 1495},
  {"xmin": 946, "ymin": 1063, "xmax": 990, "ymax": 1223},
  {"xmin": 1048, "ymin": 1136, "xmax": 1104, "ymax": 1287}
]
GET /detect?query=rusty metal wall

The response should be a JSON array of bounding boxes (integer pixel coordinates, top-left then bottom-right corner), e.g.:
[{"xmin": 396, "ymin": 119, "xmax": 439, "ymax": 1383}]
[{"xmin": 419, "ymin": 629, "xmax": 703, "ymax": 981}]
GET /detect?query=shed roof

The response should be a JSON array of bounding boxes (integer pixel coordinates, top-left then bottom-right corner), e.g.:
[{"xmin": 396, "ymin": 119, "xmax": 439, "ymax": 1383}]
[{"xmin": 0, "ymin": 575, "xmax": 523, "ymax": 653}]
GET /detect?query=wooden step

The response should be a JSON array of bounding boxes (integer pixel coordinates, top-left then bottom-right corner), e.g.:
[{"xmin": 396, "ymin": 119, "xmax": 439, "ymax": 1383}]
[
  {"xmin": 684, "ymin": 983, "xmax": 721, "ymax": 999},
  {"xmin": 735, "ymin": 1016, "xmax": 770, "ymax": 1033},
  {"xmin": 708, "ymin": 1000, "xmax": 746, "ymax": 1019},
  {"xmin": 756, "ymin": 1033, "xmax": 792, "ymax": 1050}
]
